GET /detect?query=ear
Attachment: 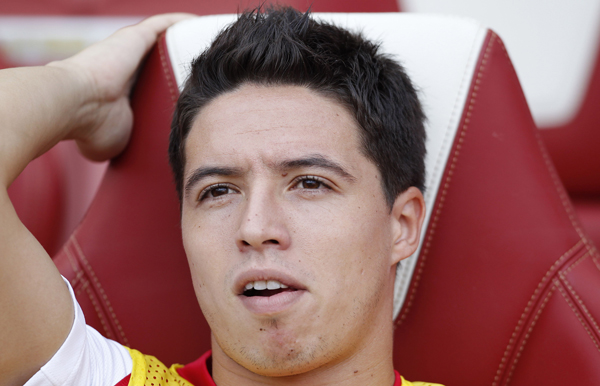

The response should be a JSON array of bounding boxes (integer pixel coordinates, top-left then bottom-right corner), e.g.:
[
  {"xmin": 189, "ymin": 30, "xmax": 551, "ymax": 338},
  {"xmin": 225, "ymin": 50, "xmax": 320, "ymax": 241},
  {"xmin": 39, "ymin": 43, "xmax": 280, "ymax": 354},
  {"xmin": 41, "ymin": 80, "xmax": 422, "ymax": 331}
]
[{"xmin": 390, "ymin": 187, "xmax": 426, "ymax": 266}]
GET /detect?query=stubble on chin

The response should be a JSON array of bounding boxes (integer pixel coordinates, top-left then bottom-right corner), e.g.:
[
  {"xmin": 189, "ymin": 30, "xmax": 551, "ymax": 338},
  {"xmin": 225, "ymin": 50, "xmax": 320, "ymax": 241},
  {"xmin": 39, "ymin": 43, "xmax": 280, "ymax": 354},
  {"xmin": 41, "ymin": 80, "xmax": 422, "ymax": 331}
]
[{"xmin": 220, "ymin": 316, "xmax": 336, "ymax": 377}]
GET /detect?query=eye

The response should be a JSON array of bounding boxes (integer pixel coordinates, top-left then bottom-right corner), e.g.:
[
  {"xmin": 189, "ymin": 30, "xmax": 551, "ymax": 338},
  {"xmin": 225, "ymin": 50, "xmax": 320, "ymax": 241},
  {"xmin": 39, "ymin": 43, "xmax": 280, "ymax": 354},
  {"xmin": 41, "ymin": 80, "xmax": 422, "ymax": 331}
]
[
  {"xmin": 199, "ymin": 183, "xmax": 238, "ymax": 201},
  {"xmin": 292, "ymin": 176, "xmax": 331, "ymax": 190}
]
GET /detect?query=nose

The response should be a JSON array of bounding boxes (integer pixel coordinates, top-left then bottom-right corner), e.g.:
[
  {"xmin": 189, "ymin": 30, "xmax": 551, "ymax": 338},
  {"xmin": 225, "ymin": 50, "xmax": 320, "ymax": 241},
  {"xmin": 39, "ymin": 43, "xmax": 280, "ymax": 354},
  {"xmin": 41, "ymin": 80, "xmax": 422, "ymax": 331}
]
[{"xmin": 236, "ymin": 190, "xmax": 291, "ymax": 252}]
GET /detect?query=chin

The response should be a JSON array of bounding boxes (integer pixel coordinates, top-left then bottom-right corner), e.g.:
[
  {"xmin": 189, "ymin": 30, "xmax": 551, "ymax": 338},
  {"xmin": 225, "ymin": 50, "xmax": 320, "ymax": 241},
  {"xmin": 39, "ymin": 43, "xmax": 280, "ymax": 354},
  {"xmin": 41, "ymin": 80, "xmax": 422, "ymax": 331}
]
[
  {"xmin": 221, "ymin": 325, "xmax": 333, "ymax": 378},
  {"xmin": 240, "ymin": 346, "xmax": 324, "ymax": 377}
]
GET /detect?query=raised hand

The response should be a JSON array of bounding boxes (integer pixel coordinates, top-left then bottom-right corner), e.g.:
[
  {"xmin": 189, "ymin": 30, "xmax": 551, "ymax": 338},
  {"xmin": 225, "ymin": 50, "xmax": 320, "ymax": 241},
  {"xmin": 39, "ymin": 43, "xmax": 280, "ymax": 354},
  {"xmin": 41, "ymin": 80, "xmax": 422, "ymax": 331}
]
[
  {"xmin": 0, "ymin": 14, "xmax": 192, "ymax": 386},
  {"xmin": 49, "ymin": 13, "xmax": 193, "ymax": 161}
]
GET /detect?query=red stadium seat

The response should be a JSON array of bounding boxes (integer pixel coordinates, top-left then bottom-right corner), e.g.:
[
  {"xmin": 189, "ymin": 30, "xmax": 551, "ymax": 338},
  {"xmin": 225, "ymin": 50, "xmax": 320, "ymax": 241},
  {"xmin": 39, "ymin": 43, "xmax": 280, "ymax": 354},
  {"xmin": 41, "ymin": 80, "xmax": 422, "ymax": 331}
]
[
  {"xmin": 54, "ymin": 12, "xmax": 600, "ymax": 384},
  {"xmin": 0, "ymin": 47, "xmax": 11, "ymax": 69},
  {"xmin": 7, "ymin": 141, "xmax": 107, "ymax": 256},
  {"xmin": 8, "ymin": 145, "xmax": 65, "ymax": 255},
  {"xmin": 399, "ymin": 0, "xmax": 600, "ymax": 255}
]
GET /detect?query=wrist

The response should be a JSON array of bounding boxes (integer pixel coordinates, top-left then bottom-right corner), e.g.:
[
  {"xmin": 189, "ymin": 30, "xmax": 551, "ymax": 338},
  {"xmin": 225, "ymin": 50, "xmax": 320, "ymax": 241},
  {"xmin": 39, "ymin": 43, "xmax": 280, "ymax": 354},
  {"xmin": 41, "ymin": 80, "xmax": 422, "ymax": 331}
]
[
  {"xmin": 45, "ymin": 59, "xmax": 103, "ymax": 141},
  {"xmin": 47, "ymin": 57, "xmax": 133, "ymax": 161}
]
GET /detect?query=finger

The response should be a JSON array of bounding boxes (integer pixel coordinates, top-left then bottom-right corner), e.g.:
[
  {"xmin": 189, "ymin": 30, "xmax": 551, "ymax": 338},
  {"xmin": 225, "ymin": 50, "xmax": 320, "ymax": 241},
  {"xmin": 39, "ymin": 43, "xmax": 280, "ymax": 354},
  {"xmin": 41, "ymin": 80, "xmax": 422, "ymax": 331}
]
[
  {"xmin": 138, "ymin": 13, "xmax": 197, "ymax": 37},
  {"xmin": 53, "ymin": 13, "xmax": 196, "ymax": 160},
  {"xmin": 115, "ymin": 13, "xmax": 197, "ymax": 56},
  {"xmin": 65, "ymin": 13, "xmax": 195, "ymax": 100}
]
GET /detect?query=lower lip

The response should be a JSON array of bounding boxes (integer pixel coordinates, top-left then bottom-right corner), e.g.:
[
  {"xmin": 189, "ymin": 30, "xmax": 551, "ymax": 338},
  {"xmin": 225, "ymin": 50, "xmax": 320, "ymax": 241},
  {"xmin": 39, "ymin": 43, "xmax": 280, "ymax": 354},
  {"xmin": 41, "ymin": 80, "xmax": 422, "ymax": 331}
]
[{"xmin": 239, "ymin": 290, "xmax": 306, "ymax": 315}]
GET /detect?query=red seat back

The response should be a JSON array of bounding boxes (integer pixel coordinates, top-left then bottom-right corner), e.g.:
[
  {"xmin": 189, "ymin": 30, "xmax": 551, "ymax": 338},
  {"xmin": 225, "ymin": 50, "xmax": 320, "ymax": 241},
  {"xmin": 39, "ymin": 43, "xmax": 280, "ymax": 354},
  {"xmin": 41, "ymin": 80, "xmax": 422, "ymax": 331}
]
[
  {"xmin": 392, "ymin": 30, "xmax": 600, "ymax": 385},
  {"xmin": 8, "ymin": 146, "xmax": 65, "ymax": 255},
  {"xmin": 399, "ymin": 0, "xmax": 600, "ymax": 250}
]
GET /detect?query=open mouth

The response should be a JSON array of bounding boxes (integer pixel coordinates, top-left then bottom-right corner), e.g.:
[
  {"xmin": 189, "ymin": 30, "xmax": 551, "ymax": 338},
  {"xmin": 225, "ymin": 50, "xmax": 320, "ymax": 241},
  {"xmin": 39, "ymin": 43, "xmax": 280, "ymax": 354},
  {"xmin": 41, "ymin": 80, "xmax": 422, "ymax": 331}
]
[
  {"xmin": 237, "ymin": 276, "xmax": 305, "ymax": 314},
  {"xmin": 242, "ymin": 280, "xmax": 296, "ymax": 297}
]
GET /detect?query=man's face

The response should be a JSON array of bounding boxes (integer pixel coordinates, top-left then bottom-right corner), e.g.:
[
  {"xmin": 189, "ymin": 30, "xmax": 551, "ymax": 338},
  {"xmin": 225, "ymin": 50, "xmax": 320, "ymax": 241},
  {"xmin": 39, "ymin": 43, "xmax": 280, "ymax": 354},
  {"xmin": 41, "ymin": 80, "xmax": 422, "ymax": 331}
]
[{"xmin": 181, "ymin": 84, "xmax": 402, "ymax": 377}]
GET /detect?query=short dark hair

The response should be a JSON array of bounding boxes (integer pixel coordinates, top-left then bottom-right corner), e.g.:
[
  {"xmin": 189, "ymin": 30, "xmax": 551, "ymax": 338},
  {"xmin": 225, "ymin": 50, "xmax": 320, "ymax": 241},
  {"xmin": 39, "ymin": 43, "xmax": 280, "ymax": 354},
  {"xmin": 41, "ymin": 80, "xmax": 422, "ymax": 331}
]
[{"xmin": 169, "ymin": 6, "xmax": 426, "ymax": 208}]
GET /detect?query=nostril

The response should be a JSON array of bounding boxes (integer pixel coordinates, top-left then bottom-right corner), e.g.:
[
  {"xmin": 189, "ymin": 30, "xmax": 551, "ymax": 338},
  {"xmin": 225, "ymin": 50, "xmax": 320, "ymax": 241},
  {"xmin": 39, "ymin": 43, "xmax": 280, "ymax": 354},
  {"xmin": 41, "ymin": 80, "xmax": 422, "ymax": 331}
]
[{"xmin": 239, "ymin": 238, "xmax": 284, "ymax": 248}]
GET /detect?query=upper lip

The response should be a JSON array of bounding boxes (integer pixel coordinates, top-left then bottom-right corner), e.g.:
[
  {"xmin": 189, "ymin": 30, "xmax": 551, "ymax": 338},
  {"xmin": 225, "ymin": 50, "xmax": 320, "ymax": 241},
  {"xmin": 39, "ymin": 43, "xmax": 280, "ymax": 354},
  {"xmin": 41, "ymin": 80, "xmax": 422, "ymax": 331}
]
[{"xmin": 234, "ymin": 268, "xmax": 307, "ymax": 295}]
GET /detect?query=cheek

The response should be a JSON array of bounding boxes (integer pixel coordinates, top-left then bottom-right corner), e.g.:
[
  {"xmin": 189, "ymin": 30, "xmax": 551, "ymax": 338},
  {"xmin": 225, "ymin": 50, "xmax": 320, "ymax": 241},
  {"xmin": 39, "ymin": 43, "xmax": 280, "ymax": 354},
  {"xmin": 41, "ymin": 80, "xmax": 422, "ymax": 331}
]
[
  {"xmin": 295, "ymin": 201, "xmax": 392, "ymax": 294},
  {"xmin": 182, "ymin": 223, "xmax": 242, "ymax": 331},
  {"xmin": 181, "ymin": 212, "xmax": 238, "ymax": 301}
]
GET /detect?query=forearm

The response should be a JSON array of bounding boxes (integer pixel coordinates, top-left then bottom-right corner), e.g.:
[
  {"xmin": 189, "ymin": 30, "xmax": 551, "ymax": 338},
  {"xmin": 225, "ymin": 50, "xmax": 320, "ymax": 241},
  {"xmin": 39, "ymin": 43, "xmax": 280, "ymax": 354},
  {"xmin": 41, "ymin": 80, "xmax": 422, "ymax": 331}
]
[
  {"xmin": 0, "ymin": 65, "xmax": 93, "ymax": 385},
  {"xmin": 0, "ymin": 64, "xmax": 93, "ymax": 188}
]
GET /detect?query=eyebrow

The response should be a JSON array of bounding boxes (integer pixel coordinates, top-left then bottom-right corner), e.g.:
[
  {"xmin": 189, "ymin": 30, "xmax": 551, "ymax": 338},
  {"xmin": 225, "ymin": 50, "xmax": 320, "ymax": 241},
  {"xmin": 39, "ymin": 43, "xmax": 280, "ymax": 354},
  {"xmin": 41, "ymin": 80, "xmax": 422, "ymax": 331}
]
[
  {"xmin": 274, "ymin": 155, "xmax": 356, "ymax": 182},
  {"xmin": 184, "ymin": 166, "xmax": 243, "ymax": 198},
  {"xmin": 183, "ymin": 155, "xmax": 356, "ymax": 198}
]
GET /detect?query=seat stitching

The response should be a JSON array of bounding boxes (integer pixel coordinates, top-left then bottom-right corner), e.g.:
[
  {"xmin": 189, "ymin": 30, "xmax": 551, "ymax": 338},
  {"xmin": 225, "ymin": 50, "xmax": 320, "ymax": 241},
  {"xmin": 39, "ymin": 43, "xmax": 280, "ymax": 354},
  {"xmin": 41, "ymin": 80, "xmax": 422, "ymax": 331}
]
[
  {"xmin": 559, "ymin": 254, "xmax": 600, "ymax": 335},
  {"xmin": 71, "ymin": 237, "xmax": 130, "ymax": 345},
  {"xmin": 69, "ymin": 269, "xmax": 84, "ymax": 288},
  {"xmin": 500, "ymin": 35, "xmax": 596, "ymax": 253},
  {"xmin": 532, "ymin": 131, "xmax": 587, "ymax": 241},
  {"xmin": 491, "ymin": 34, "xmax": 593, "ymax": 386},
  {"xmin": 421, "ymin": 27, "xmax": 482, "ymax": 204},
  {"xmin": 495, "ymin": 38, "xmax": 591, "ymax": 246},
  {"xmin": 74, "ymin": 285, "xmax": 84, "ymax": 297},
  {"xmin": 65, "ymin": 244, "xmax": 112, "ymax": 339},
  {"xmin": 591, "ymin": 254, "xmax": 600, "ymax": 272},
  {"xmin": 395, "ymin": 31, "xmax": 497, "ymax": 326},
  {"xmin": 561, "ymin": 251, "xmax": 590, "ymax": 275},
  {"xmin": 560, "ymin": 276, "xmax": 600, "ymax": 335},
  {"xmin": 158, "ymin": 34, "xmax": 178, "ymax": 104},
  {"xmin": 494, "ymin": 38, "xmax": 586, "ymax": 240},
  {"xmin": 556, "ymin": 283, "xmax": 600, "ymax": 353},
  {"xmin": 394, "ymin": 27, "xmax": 490, "ymax": 316},
  {"xmin": 82, "ymin": 279, "xmax": 114, "ymax": 340},
  {"xmin": 64, "ymin": 238, "xmax": 80, "ymax": 273},
  {"xmin": 63, "ymin": 242, "xmax": 84, "ymax": 287},
  {"xmin": 503, "ymin": 285, "xmax": 556, "ymax": 386},
  {"xmin": 492, "ymin": 240, "xmax": 582, "ymax": 386}
]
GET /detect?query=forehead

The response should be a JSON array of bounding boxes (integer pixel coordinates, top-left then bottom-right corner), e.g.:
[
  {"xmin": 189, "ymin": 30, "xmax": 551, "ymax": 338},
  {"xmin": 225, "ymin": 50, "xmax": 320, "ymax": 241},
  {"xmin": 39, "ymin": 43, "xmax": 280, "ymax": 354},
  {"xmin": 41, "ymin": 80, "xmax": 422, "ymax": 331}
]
[{"xmin": 184, "ymin": 84, "xmax": 365, "ymax": 173}]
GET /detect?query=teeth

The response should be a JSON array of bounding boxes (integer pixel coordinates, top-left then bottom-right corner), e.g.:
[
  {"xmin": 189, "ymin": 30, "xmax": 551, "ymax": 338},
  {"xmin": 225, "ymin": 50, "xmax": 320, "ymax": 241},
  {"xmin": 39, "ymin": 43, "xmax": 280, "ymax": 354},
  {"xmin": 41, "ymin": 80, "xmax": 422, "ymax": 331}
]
[
  {"xmin": 244, "ymin": 280, "xmax": 289, "ymax": 291},
  {"xmin": 254, "ymin": 281, "xmax": 267, "ymax": 290}
]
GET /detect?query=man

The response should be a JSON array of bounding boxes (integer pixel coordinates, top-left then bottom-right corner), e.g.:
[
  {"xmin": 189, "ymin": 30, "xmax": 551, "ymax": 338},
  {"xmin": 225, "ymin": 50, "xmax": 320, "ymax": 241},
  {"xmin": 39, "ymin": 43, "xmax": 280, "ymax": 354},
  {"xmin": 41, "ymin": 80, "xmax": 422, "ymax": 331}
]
[{"xmin": 0, "ymin": 7, "xmax": 437, "ymax": 386}]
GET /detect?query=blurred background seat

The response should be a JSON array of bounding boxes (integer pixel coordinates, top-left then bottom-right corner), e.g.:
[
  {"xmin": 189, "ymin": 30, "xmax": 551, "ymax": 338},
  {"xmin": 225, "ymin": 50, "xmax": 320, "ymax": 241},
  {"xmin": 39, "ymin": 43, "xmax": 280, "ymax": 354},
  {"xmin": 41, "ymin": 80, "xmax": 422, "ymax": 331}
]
[
  {"xmin": 7, "ymin": 138, "xmax": 107, "ymax": 256},
  {"xmin": 8, "ymin": 143, "xmax": 65, "ymax": 255}
]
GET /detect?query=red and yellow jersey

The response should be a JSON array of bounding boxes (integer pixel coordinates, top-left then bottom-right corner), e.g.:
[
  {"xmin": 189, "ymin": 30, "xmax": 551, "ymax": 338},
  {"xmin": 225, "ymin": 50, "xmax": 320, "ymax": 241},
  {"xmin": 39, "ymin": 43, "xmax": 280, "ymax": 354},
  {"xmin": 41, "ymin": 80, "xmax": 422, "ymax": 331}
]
[{"xmin": 117, "ymin": 348, "xmax": 443, "ymax": 386}]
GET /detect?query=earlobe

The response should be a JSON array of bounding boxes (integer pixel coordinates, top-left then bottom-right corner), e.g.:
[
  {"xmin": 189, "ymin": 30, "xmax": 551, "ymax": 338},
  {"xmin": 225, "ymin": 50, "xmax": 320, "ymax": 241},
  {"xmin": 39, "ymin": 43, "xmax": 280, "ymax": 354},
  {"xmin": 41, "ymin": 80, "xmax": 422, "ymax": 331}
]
[{"xmin": 390, "ymin": 187, "xmax": 426, "ymax": 266}]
